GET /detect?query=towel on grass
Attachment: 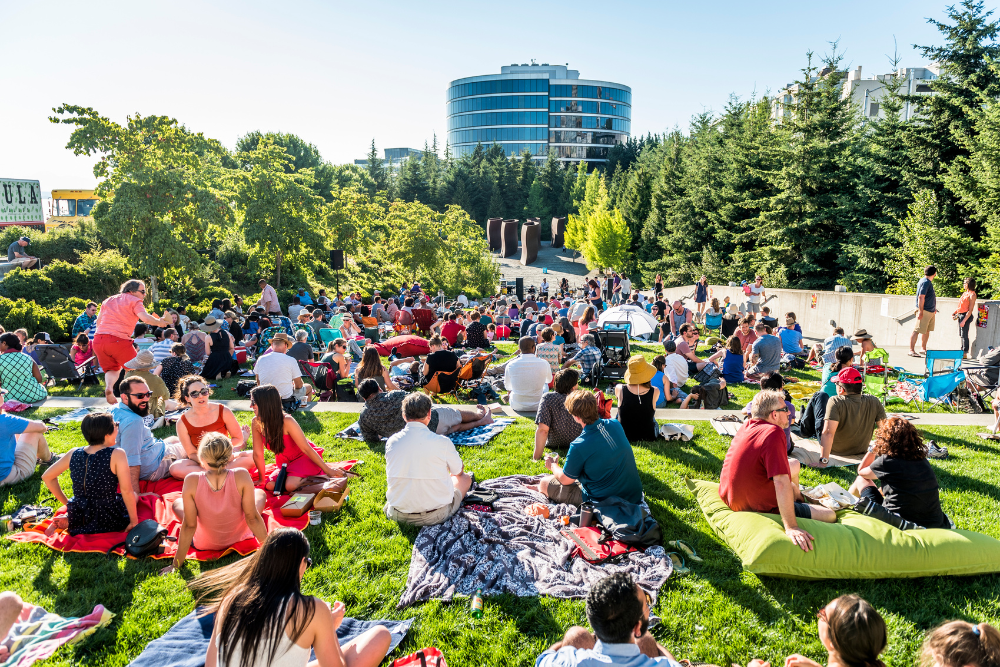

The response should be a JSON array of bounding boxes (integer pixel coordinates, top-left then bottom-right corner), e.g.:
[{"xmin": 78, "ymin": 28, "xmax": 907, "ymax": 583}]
[
  {"xmin": 127, "ymin": 608, "xmax": 414, "ymax": 667},
  {"xmin": 2, "ymin": 602, "xmax": 113, "ymax": 667},
  {"xmin": 397, "ymin": 474, "xmax": 672, "ymax": 608},
  {"xmin": 7, "ymin": 461, "xmax": 359, "ymax": 560},
  {"xmin": 336, "ymin": 420, "xmax": 513, "ymax": 447},
  {"xmin": 789, "ymin": 436, "xmax": 863, "ymax": 468}
]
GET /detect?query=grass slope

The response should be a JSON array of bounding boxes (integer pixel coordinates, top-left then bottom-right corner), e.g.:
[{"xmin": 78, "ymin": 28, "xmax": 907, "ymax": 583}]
[{"xmin": 1, "ymin": 404, "xmax": 999, "ymax": 666}]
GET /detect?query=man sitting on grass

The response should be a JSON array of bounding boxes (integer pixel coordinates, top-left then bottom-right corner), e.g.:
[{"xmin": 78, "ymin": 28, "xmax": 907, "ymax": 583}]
[
  {"xmin": 384, "ymin": 393, "xmax": 474, "ymax": 527},
  {"xmin": 719, "ymin": 389, "xmax": 837, "ymax": 552},
  {"xmin": 819, "ymin": 368, "xmax": 888, "ymax": 462},
  {"xmin": 358, "ymin": 379, "xmax": 492, "ymax": 443},
  {"xmin": 536, "ymin": 572, "xmax": 682, "ymax": 666},
  {"xmin": 562, "ymin": 334, "xmax": 601, "ymax": 382},
  {"xmin": 534, "ymin": 391, "xmax": 643, "ymax": 507},
  {"xmin": 745, "ymin": 323, "xmax": 782, "ymax": 381}
]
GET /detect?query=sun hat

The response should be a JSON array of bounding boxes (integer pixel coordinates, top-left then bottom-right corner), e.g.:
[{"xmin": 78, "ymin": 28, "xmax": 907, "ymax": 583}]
[
  {"xmin": 836, "ymin": 367, "xmax": 863, "ymax": 384},
  {"xmin": 124, "ymin": 350, "xmax": 156, "ymax": 371},
  {"xmin": 727, "ymin": 304, "xmax": 739, "ymax": 316},
  {"xmin": 201, "ymin": 315, "xmax": 221, "ymax": 333},
  {"xmin": 624, "ymin": 355, "xmax": 657, "ymax": 385},
  {"xmin": 851, "ymin": 329, "xmax": 873, "ymax": 341},
  {"xmin": 270, "ymin": 332, "xmax": 291, "ymax": 345}
]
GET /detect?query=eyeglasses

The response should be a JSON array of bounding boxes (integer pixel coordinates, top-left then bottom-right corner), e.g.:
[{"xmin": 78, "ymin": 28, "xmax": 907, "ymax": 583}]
[
  {"xmin": 772, "ymin": 407, "xmax": 789, "ymax": 414},
  {"xmin": 128, "ymin": 391, "xmax": 153, "ymax": 399},
  {"xmin": 305, "ymin": 557, "xmax": 313, "ymax": 569},
  {"xmin": 187, "ymin": 388, "xmax": 211, "ymax": 398},
  {"xmin": 137, "ymin": 290, "xmax": 146, "ymax": 295}
]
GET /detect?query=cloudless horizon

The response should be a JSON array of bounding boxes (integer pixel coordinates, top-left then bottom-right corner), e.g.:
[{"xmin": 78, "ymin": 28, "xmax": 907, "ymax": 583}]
[{"xmin": 1, "ymin": 0, "xmax": 959, "ymax": 192}]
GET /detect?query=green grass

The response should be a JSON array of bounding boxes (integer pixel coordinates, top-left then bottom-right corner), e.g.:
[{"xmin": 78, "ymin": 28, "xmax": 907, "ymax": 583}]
[{"xmin": 2, "ymin": 405, "xmax": 999, "ymax": 666}]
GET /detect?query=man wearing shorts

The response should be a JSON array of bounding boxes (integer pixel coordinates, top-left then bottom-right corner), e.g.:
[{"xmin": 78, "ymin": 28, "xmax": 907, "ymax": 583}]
[
  {"xmin": 0, "ymin": 412, "xmax": 55, "ymax": 487},
  {"xmin": 357, "ymin": 379, "xmax": 492, "ymax": 443},
  {"xmin": 719, "ymin": 389, "xmax": 836, "ymax": 552},
  {"xmin": 252, "ymin": 332, "xmax": 314, "ymax": 405},
  {"xmin": 94, "ymin": 280, "xmax": 171, "ymax": 404},
  {"xmin": 384, "ymin": 393, "xmax": 473, "ymax": 527},
  {"xmin": 909, "ymin": 265, "xmax": 938, "ymax": 357},
  {"xmin": 111, "ymin": 377, "xmax": 187, "ymax": 490}
]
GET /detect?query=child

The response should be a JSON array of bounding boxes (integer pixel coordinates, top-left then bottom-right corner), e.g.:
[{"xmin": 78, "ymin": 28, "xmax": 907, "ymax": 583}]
[
  {"xmin": 485, "ymin": 323, "xmax": 497, "ymax": 341},
  {"xmin": 71, "ymin": 333, "xmax": 95, "ymax": 368},
  {"xmin": 454, "ymin": 330, "xmax": 467, "ymax": 347},
  {"xmin": 680, "ymin": 384, "xmax": 728, "ymax": 410}
]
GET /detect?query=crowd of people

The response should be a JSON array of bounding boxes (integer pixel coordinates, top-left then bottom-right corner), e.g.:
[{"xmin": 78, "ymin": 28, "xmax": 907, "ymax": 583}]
[{"xmin": 0, "ymin": 270, "xmax": 994, "ymax": 666}]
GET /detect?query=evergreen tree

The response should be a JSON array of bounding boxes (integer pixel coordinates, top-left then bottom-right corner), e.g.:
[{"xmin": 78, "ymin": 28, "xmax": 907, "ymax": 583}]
[
  {"xmin": 641, "ymin": 130, "xmax": 687, "ymax": 285},
  {"xmin": 524, "ymin": 176, "xmax": 549, "ymax": 220},
  {"xmin": 396, "ymin": 153, "xmax": 428, "ymax": 204},
  {"xmin": 365, "ymin": 139, "xmax": 390, "ymax": 193}
]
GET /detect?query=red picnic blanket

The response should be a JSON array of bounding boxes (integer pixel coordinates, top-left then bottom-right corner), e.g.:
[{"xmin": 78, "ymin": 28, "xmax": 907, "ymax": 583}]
[{"xmin": 7, "ymin": 460, "xmax": 359, "ymax": 560}]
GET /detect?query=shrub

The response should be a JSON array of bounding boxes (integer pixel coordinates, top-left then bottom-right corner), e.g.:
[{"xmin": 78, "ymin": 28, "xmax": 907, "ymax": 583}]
[
  {"xmin": 0, "ymin": 222, "xmax": 106, "ymax": 264},
  {"xmin": 0, "ymin": 297, "xmax": 70, "ymax": 340},
  {"xmin": 0, "ymin": 269, "xmax": 59, "ymax": 305},
  {"xmin": 0, "ymin": 249, "xmax": 131, "ymax": 306}
]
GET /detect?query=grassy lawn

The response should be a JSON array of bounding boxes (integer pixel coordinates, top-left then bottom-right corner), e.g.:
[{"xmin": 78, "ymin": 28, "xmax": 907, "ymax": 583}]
[{"xmin": 1, "ymin": 402, "xmax": 998, "ymax": 666}]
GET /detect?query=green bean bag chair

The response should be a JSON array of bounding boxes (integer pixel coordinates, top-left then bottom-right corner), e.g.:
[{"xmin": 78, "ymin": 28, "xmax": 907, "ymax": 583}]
[{"xmin": 686, "ymin": 478, "xmax": 1000, "ymax": 579}]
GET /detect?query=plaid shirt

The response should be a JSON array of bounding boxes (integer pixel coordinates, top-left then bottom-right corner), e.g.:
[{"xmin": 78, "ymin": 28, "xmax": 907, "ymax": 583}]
[
  {"xmin": 359, "ymin": 390, "xmax": 439, "ymax": 443},
  {"xmin": 823, "ymin": 335, "xmax": 853, "ymax": 363},
  {"xmin": 572, "ymin": 345, "xmax": 602, "ymax": 377},
  {"xmin": 72, "ymin": 312, "xmax": 98, "ymax": 337}
]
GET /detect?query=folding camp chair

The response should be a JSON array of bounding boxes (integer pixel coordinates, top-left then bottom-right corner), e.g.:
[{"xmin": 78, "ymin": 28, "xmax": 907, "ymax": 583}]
[
  {"xmin": 35, "ymin": 345, "xmax": 99, "ymax": 389},
  {"xmin": 596, "ymin": 330, "xmax": 630, "ymax": 381},
  {"xmin": 962, "ymin": 346, "xmax": 1000, "ymax": 408},
  {"xmin": 298, "ymin": 359, "xmax": 344, "ymax": 402},
  {"xmin": 704, "ymin": 312, "xmax": 723, "ymax": 336},
  {"xmin": 255, "ymin": 326, "xmax": 285, "ymax": 357},
  {"xmin": 413, "ymin": 309, "xmax": 436, "ymax": 337},
  {"xmin": 273, "ymin": 316, "xmax": 295, "ymax": 337},
  {"xmin": 896, "ymin": 350, "xmax": 966, "ymax": 409},
  {"xmin": 294, "ymin": 324, "xmax": 320, "ymax": 353},
  {"xmin": 423, "ymin": 368, "xmax": 460, "ymax": 400},
  {"xmin": 319, "ymin": 327, "xmax": 339, "ymax": 349}
]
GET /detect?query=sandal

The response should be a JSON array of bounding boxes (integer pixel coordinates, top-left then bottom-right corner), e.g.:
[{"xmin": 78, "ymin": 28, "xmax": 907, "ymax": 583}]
[
  {"xmin": 668, "ymin": 539, "xmax": 703, "ymax": 563},
  {"xmin": 908, "ymin": 352, "xmax": 922, "ymax": 357},
  {"xmin": 667, "ymin": 552, "xmax": 690, "ymax": 575}
]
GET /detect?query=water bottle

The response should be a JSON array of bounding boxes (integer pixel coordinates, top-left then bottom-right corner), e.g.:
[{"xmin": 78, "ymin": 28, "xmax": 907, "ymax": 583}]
[
  {"xmin": 273, "ymin": 463, "xmax": 288, "ymax": 496},
  {"xmin": 579, "ymin": 502, "xmax": 595, "ymax": 528},
  {"xmin": 470, "ymin": 588, "xmax": 484, "ymax": 618}
]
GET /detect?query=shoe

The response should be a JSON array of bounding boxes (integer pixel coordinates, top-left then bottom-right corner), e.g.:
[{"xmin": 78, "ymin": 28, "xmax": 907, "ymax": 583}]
[
  {"xmin": 469, "ymin": 472, "xmax": 477, "ymax": 490},
  {"xmin": 854, "ymin": 496, "xmax": 925, "ymax": 530},
  {"xmin": 927, "ymin": 441, "xmax": 949, "ymax": 459}
]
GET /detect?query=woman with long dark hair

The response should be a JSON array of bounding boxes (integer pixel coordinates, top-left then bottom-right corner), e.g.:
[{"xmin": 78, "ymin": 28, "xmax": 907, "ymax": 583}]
[
  {"xmin": 249, "ymin": 385, "xmax": 345, "ymax": 493},
  {"xmin": 353, "ymin": 347, "xmax": 398, "ymax": 391},
  {"xmin": 785, "ymin": 594, "xmax": 887, "ymax": 667},
  {"xmin": 576, "ymin": 305, "xmax": 598, "ymax": 340},
  {"xmin": 954, "ymin": 277, "xmax": 978, "ymax": 359},
  {"xmin": 193, "ymin": 528, "xmax": 391, "ymax": 667}
]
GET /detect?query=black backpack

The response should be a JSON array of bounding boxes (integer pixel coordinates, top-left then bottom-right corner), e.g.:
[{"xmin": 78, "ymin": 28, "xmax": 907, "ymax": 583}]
[
  {"xmin": 593, "ymin": 496, "xmax": 662, "ymax": 547},
  {"xmin": 107, "ymin": 519, "xmax": 175, "ymax": 559}
]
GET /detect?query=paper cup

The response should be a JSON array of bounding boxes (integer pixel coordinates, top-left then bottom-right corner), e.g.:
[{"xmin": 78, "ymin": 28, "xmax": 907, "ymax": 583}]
[{"xmin": 308, "ymin": 510, "xmax": 321, "ymax": 526}]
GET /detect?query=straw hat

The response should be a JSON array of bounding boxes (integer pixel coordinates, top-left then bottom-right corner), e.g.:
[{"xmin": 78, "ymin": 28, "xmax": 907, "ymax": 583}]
[
  {"xmin": 124, "ymin": 350, "xmax": 156, "ymax": 371},
  {"xmin": 201, "ymin": 315, "xmax": 221, "ymax": 333},
  {"xmin": 270, "ymin": 332, "xmax": 291, "ymax": 345},
  {"xmin": 727, "ymin": 304, "xmax": 739, "ymax": 316},
  {"xmin": 624, "ymin": 355, "xmax": 656, "ymax": 385}
]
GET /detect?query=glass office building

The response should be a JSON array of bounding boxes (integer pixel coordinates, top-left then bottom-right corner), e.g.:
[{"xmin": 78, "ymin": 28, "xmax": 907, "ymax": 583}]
[{"xmin": 446, "ymin": 64, "xmax": 631, "ymax": 164}]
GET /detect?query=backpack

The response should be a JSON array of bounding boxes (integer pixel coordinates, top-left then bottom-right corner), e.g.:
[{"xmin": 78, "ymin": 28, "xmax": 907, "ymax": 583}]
[
  {"xmin": 592, "ymin": 496, "xmax": 662, "ymax": 547},
  {"xmin": 235, "ymin": 379, "xmax": 256, "ymax": 398},
  {"xmin": 561, "ymin": 526, "xmax": 637, "ymax": 565},
  {"xmin": 392, "ymin": 647, "xmax": 448, "ymax": 667},
  {"xmin": 107, "ymin": 519, "xmax": 175, "ymax": 559}
]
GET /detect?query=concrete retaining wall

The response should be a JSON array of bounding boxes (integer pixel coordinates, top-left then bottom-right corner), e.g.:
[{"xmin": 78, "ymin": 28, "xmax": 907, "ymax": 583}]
[{"xmin": 651, "ymin": 284, "xmax": 998, "ymax": 355}]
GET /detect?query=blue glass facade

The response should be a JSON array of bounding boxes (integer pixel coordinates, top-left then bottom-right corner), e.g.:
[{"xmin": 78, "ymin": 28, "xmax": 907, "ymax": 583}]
[{"xmin": 447, "ymin": 66, "xmax": 630, "ymax": 163}]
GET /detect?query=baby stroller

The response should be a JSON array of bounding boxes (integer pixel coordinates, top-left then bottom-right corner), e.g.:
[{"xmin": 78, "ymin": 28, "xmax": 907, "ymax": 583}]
[{"xmin": 596, "ymin": 330, "xmax": 630, "ymax": 382}]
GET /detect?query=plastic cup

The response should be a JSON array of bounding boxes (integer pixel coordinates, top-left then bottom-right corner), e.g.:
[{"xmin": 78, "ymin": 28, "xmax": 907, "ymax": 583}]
[{"xmin": 308, "ymin": 510, "xmax": 321, "ymax": 526}]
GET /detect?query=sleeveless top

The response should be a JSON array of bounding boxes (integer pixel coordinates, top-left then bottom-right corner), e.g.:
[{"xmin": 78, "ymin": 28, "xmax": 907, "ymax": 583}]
[
  {"xmin": 274, "ymin": 435, "xmax": 325, "ymax": 479},
  {"xmin": 617, "ymin": 386, "xmax": 658, "ymax": 442},
  {"xmin": 180, "ymin": 405, "xmax": 228, "ymax": 451},
  {"xmin": 670, "ymin": 309, "xmax": 690, "ymax": 333},
  {"xmin": 68, "ymin": 447, "xmax": 129, "ymax": 535},
  {"xmin": 192, "ymin": 470, "xmax": 254, "ymax": 551},
  {"xmin": 721, "ymin": 350, "xmax": 745, "ymax": 384},
  {"xmin": 219, "ymin": 627, "xmax": 311, "ymax": 667},
  {"xmin": 184, "ymin": 332, "xmax": 206, "ymax": 362}
]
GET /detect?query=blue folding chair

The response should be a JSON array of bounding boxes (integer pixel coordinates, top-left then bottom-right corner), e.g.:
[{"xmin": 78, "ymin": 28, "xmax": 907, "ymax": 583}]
[
  {"xmin": 602, "ymin": 321, "xmax": 633, "ymax": 339},
  {"xmin": 273, "ymin": 316, "xmax": 295, "ymax": 337},
  {"xmin": 704, "ymin": 312, "xmax": 723, "ymax": 336},
  {"xmin": 897, "ymin": 350, "xmax": 966, "ymax": 408}
]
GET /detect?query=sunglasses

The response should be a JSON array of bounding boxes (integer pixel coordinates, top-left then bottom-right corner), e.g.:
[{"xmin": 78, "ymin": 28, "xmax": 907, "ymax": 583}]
[
  {"xmin": 644, "ymin": 591, "xmax": 652, "ymax": 606},
  {"xmin": 187, "ymin": 388, "xmax": 211, "ymax": 398},
  {"xmin": 128, "ymin": 391, "xmax": 153, "ymax": 400},
  {"xmin": 305, "ymin": 557, "xmax": 313, "ymax": 569},
  {"xmin": 772, "ymin": 407, "xmax": 789, "ymax": 414}
]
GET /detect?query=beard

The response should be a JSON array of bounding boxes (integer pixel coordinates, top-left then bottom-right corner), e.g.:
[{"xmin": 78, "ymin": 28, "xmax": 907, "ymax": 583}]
[
  {"xmin": 637, "ymin": 614, "xmax": 650, "ymax": 638},
  {"xmin": 127, "ymin": 399, "xmax": 150, "ymax": 417}
]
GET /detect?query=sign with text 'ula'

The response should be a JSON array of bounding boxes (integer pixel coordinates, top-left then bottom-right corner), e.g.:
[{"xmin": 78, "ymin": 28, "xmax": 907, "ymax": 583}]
[{"xmin": 0, "ymin": 179, "xmax": 44, "ymax": 225}]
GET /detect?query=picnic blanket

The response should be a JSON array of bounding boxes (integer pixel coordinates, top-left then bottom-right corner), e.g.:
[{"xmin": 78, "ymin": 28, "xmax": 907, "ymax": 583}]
[
  {"xmin": 1, "ymin": 602, "xmax": 113, "ymax": 667},
  {"xmin": 789, "ymin": 436, "xmax": 863, "ymax": 468},
  {"xmin": 7, "ymin": 461, "xmax": 359, "ymax": 559},
  {"xmin": 397, "ymin": 474, "xmax": 672, "ymax": 608},
  {"xmin": 336, "ymin": 419, "xmax": 514, "ymax": 447},
  {"xmin": 128, "ymin": 608, "xmax": 414, "ymax": 667}
]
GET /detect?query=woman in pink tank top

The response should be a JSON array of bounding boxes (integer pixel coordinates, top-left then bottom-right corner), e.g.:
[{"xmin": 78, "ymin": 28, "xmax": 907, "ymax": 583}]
[{"xmin": 160, "ymin": 434, "xmax": 267, "ymax": 575}]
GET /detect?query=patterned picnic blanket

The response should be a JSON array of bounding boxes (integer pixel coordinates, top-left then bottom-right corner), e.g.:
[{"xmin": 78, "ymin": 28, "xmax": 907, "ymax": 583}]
[
  {"xmin": 336, "ymin": 419, "xmax": 514, "ymax": 447},
  {"xmin": 1, "ymin": 602, "xmax": 113, "ymax": 667},
  {"xmin": 397, "ymin": 474, "xmax": 672, "ymax": 608}
]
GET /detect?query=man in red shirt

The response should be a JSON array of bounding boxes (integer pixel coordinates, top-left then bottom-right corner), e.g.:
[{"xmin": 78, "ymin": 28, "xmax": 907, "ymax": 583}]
[
  {"xmin": 440, "ymin": 313, "xmax": 466, "ymax": 347},
  {"xmin": 719, "ymin": 389, "xmax": 837, "ymax": 551}
]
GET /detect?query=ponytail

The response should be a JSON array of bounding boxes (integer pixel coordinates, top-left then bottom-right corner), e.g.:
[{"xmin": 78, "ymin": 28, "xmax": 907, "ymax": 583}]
[{"xmin": 922, "ymin": 621, "xmax": 1000, "ymax": 667}]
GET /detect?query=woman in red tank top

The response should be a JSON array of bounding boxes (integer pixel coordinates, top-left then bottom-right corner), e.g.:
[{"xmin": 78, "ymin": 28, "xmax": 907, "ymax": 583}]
[{"xmin": 172, "ymin": 375, "xmax": 255, "ymax": 479}]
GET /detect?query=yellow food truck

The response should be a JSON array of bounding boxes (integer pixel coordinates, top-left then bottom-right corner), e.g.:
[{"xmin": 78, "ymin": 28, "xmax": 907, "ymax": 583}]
[{"xmin": 47, "ymin": 189, "xmax": 99, "ymax": 231}]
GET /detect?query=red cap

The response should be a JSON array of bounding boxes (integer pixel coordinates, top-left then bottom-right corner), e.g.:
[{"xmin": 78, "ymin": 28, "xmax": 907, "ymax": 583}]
[{"xmin": 836, "ymin": 367, "xmax": 863, "ymax": 384}]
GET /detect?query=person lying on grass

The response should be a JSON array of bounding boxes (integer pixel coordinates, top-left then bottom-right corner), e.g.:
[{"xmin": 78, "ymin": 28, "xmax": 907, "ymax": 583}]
[
  {"xmin": 43, "ymin": 413, "xmax": 138, "ymax": 536},
  {"xmin": 536, "ymin": 571, "xmax": 682, "ymax": 666},
  {"xmin": 249, "ymin": 384, "xmax": 346, "ymax": 494},
  {"xmin": 193, "ymin": 528, "xmax": 392, "ymax": 667},
  {"xmin": 783, "ymin": 594, "xmax": 887, "ymax": 667},
  {"xmin": 160, "ymin": 433, "xmax": 267, "ymax": 575},
  {"xmin": 719, "ymin": 389, "xmax": 837, "ymax": 552}
]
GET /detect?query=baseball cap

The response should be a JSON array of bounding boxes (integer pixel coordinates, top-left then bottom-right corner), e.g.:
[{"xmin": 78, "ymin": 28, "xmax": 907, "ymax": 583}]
[
  {"xmin": 836, "ymin": 368, "xmax": 863, "ymax": 384},
  {"xmin": 19, "ymin": 236, "xmax": 29, "ymax": 244}
]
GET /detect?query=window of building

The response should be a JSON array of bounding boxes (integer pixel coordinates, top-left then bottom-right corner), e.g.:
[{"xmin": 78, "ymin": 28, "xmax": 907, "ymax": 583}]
[{"xmin": 868, "ymin": 102, "xmax": 880, "ymax": 117}]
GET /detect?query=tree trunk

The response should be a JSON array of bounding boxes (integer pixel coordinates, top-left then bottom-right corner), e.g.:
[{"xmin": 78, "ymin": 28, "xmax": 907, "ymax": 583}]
[
  {"xmin": 149, "ymin": 275, "xmax": 159, "ymax": 304},
  {"xmin": 275, "ymin": 248, "xmax": 283, "ymax": 289}
]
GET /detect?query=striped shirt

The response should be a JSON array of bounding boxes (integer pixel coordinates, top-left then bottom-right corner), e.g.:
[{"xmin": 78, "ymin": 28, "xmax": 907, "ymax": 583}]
[{"xmin": 823, "ymin": 335, "xmax": 853, "ymax": 363}]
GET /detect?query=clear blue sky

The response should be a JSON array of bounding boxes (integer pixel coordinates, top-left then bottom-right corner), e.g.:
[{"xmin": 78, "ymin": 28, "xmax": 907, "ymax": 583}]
[{"xmin": 1, "ymin": 0, "xmax": 955, "ymax": 192}]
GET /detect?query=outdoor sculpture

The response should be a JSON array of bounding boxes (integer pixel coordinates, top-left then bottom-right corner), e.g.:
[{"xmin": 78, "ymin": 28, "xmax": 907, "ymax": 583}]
[
  {"xmin": 551, "ymin": 217, "xmax": 566, "ymax": 247},
  {"xmin": 486, "ymin": 217, "xmax": 502, "ymax": 251},
  {"xmin": 501, "ymin": 219, "xmax": 519, "ymax": 258},
  {"xmin": 520, "ymin": 219, "xmax": 540, "ymax": 266}
]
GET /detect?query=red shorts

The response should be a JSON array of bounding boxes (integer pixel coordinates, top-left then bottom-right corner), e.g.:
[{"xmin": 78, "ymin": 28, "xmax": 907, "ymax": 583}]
[{"xmin": 93, "ymin": 334, "xmax": 137, "ymax": 372}]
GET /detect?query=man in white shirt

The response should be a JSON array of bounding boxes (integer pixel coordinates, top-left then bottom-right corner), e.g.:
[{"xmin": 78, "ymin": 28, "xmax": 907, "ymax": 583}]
[
  {"xmin": 569, "ymin": 299, "xmax": 589, "ymax": 322},
  {"xmin": 457, "ymin": 291, "xmax": 469, "ymax": 307},
  {"xmin": 256, "ymin": 279, "xmax": 281, "ymax": 316},
  {"xmin": 662, "ymin": 340, "xmax": 690, "ymax": 403},
  {"xmin": 252, "ymin": 333, "xmax": 314, "ymax": 404},
  {"xmin": 619, "ymin": 275, "xmax": 632, "ymax": 303},
  {"xmin": 148, "ymin": 328, "xmax": 179, "ymax": 365},
  {"xmin": 384, "ymin": 393, "xmax": 473, "ymax": 526},
  {"xmin": 504, "ymin": 337, "xmax": 553, "ymax": 412},
  {"xmin": 747, "ymin": 275, "xmax": 765, "ymax": 314}
]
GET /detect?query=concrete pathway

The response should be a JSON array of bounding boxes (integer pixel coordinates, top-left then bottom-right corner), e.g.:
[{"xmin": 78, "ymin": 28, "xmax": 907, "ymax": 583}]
[{"xmin": 32, "ymin": 396, "xmax": 999, "ymax": 426}]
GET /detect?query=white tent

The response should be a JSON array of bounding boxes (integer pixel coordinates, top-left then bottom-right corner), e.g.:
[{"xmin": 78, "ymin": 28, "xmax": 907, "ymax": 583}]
[{"xmin": 598, "ymin": 304, "xmax": 659, "ymax": 338}]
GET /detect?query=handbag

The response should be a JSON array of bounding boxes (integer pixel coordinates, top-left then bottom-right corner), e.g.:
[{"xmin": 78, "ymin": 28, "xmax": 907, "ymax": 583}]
[
  {"xmin": 561, "ymin": 526, "xmax": 637, "ymax": 565},
  {"xmin": 593, "ymin": 389, "xmax": 612, "ymax": 419},
  {"xmin": 392, "ymin": 647, "xmax": 448, "ymax": 667},
  {"xmin": 106, "ymin": 519, "xmax": 175, "ymax": 559}
]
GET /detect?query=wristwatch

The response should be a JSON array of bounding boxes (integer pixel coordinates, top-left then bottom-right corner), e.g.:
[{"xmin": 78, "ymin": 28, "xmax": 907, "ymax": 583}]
[{"xmin": 819, "ymin": 457, "xmax": 830, "ymax": 465}]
